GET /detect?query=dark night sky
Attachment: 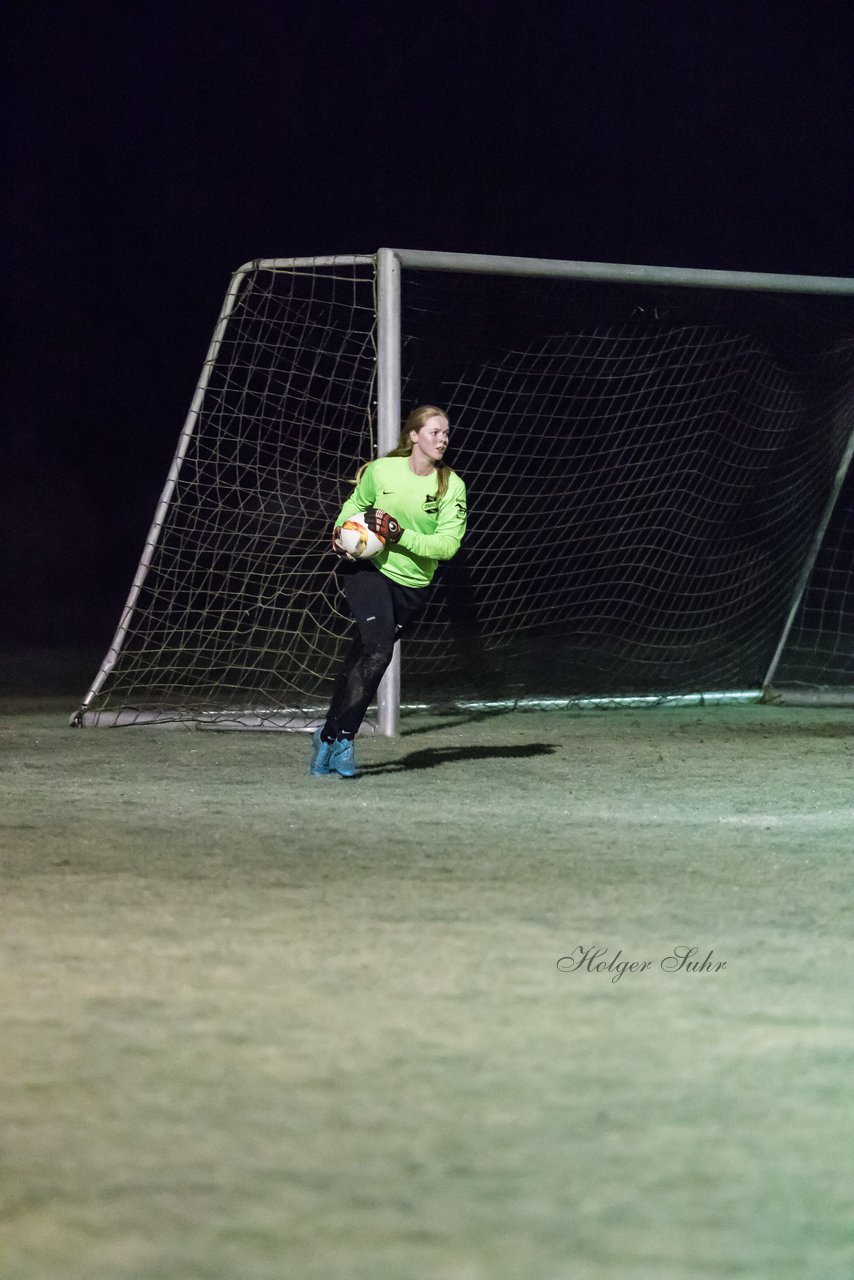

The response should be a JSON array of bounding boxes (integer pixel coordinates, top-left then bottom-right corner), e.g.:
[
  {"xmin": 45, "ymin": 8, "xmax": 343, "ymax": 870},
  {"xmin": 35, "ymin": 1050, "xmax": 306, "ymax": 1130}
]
[{"xmin": 5, "ymin": 0, "xmax": 854, "ymax": 655}]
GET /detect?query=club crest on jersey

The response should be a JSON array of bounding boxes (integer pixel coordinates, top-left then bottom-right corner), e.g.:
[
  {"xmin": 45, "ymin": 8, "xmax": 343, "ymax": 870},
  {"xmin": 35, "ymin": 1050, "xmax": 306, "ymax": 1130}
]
[{"xmin": 422, "ymin": 495, "xmax": 440, "ymax": 515}]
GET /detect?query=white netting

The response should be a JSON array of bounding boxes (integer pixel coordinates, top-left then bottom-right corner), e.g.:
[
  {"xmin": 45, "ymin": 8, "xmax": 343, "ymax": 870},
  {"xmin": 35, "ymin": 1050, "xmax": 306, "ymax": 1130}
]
[
  {"xmin": 398, "ymin": 274, "xmax": 854, "ymax": 702},
  {"xmin": 76, "ymin": 260, "xmax": 854, "ymax": 726},
  {"xmin": 78, "ymin": 260, "xmax": 378, "ymax": 725}
]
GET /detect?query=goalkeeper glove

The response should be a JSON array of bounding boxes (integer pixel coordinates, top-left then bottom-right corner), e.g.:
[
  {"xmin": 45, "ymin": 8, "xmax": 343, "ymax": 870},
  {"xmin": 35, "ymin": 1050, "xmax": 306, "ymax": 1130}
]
[{"xmin": 362, "ymin": 508, "xmax": 403, "ymax": 543}]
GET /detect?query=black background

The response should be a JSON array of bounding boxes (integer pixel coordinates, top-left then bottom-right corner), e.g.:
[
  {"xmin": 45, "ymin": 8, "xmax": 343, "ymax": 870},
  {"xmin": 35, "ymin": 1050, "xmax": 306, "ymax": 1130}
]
[{"xmin": 5, "ymin": 0, "xmax": 854, "ymax": 657}]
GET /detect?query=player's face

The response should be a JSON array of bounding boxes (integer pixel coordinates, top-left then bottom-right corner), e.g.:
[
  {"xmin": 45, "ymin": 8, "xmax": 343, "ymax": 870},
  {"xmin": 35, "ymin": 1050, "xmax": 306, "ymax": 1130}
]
[{"xmin": 410, "ymin": 414, "xmax": 449, "ymax": 464}]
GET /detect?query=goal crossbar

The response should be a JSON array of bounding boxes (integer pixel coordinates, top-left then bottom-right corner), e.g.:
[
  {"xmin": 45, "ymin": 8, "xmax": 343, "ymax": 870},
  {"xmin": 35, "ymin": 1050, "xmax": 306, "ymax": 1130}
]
[{"xmin": 247, "ymin": 250, "xmax": 854, "ymax": 296}]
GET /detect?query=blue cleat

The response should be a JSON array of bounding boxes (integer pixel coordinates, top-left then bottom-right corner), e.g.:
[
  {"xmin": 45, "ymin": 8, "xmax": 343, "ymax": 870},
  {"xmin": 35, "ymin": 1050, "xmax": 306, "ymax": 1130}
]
[
  {"xmin": 330, "ymin": 735, "xmax": 357, "ymax": 778},
  {"xmin": 309, "ymin": 728, "xmax": 334, "ymax": 777}
]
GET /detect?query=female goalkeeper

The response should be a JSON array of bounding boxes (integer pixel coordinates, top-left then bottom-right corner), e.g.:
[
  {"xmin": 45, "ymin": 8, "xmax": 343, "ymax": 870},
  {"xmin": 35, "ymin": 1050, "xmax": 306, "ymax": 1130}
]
[{"xmin": 310, "ymin": 405, "xmax": 467, "ymax": 778}]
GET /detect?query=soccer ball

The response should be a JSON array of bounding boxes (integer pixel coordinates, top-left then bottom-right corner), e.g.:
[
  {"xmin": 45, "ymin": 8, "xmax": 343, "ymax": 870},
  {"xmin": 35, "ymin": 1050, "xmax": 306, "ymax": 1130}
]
[{"xmin": 336, "ymin": 512, "xmax": 385, "ymax": 559}]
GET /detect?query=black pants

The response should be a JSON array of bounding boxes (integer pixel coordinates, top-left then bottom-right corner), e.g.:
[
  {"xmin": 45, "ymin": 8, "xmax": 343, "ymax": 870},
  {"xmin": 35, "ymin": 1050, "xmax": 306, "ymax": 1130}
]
[{"xmin": 323, "ymin": 562, "xmax": 427, "ymax": 737}]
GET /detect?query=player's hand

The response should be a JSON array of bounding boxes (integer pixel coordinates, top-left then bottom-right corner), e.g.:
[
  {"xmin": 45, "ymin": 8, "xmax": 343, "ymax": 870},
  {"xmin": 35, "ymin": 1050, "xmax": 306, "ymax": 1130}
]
[
  {"xmin": 362, "ymin": 508, "xmax": 403, "ymax": 543},
  {"xmin": 332, "ymin": 526, "xmax": 356, "ymax": 560}
]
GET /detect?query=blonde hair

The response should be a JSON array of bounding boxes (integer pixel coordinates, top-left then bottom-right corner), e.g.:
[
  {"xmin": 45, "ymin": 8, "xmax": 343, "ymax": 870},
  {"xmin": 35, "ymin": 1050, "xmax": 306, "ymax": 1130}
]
[{"xmin": 355, "ymin": 404, "xmax": 454, "ymax": 498}]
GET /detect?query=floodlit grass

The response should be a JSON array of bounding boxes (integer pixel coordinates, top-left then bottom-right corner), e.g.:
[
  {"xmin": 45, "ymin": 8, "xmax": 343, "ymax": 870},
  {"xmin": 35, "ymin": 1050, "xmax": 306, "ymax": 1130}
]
[{"xmin": 1, "ymin": 700, "xmax": 853, "ymax": 1279}]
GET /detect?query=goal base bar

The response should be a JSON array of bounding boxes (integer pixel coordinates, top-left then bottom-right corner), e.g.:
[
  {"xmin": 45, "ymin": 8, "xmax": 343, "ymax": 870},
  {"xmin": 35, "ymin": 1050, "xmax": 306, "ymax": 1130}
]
[
  {"xmin": 70, "ymin": 708, "xmax": 376, "ymax": 733},
  {"xmin": 71, "ymin": 689, "xmax": 765, "ymax": 730},
  {"xmin": 404, "ymin": 690, "xmax": 764, "ymax": 714}
]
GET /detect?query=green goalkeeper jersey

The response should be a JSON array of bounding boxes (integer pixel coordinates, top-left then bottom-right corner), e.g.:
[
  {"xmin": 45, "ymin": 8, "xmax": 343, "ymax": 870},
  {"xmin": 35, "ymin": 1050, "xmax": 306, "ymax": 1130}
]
[{"xmin": 337, "ymin": 455, "xmax": 468, "ymax": 589}]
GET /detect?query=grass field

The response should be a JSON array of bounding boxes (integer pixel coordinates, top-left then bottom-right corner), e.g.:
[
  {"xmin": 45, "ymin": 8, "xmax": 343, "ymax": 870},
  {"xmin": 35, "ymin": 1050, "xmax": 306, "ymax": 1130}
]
[{"xmin": 1, "ymin": 694, "xmax": 853, "ymax": 1279}]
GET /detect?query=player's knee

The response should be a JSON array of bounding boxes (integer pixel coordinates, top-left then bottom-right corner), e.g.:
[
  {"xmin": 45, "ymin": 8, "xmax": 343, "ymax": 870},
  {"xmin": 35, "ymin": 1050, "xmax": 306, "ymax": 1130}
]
[{"xmin": 362, "ymin": 643, "xmax": 393, "ymax": 680}]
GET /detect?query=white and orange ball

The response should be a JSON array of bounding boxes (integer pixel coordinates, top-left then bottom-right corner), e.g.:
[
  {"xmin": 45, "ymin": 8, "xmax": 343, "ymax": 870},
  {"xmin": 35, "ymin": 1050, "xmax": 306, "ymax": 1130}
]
[{"xmin": 336, "ymin": 512, "xmax": 385, "ymax": 559}]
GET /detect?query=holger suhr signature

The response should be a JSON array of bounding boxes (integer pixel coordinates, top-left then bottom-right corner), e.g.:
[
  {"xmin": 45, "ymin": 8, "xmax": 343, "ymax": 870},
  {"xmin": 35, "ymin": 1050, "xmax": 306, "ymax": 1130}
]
[{"xmin": 557, "ymin": 945, "xmax": 727, "ymax": 983}]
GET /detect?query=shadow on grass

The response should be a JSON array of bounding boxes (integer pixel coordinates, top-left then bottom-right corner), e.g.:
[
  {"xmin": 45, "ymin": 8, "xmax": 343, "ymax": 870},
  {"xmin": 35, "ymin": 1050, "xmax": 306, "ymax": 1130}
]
[
  {"xmin": 358, "ymin": 742, "xmax": 556, "ymax": 774},
  {"xmin": 399, "ymin": 707, "xmax": 518, "ymax": 737}
]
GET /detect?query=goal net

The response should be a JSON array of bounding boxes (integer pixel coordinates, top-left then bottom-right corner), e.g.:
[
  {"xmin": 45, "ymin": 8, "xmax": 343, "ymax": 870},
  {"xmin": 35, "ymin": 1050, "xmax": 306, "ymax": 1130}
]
[
  {"xmin": 769, "ymin": 456, "xmax": 854, "ymax": 695},
  {"xmin": 74, "ymin": 252, "xmax": 854, "ymax": 728}
]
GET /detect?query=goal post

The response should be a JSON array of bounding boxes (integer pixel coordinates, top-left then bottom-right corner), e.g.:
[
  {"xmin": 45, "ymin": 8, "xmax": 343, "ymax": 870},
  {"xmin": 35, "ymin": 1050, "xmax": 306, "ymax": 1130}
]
[
  {"xmin": 77, "ymin": 261, "xmax": 256, "ymax": 716},
  {"xmin": 761, "ymin": 414, "xmax": 854, "ymax": 691},
  {"xmin": 73, "ymin": 250, "xmax": 854, "ymax": 730},
  {"xmin": 375, "ymin": 247, "xmax": 403, "ymax": 737}
]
